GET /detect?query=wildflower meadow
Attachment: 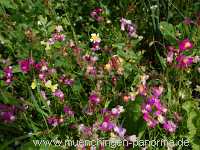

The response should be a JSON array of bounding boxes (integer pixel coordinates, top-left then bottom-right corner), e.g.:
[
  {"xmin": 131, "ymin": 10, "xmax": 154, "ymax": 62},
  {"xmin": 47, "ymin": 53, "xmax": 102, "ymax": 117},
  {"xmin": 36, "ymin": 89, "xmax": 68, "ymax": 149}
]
[{"xmin": 0, "ymin": 0, "xmax": 200, "ymax": 150}]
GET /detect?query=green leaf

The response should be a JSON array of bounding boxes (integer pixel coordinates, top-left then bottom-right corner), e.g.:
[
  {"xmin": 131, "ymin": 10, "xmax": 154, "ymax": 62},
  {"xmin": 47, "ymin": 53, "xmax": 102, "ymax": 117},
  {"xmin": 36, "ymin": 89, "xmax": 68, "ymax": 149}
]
[{"xmin": 159, "ymin": 21, "xmax": 176, "ymax": 44}]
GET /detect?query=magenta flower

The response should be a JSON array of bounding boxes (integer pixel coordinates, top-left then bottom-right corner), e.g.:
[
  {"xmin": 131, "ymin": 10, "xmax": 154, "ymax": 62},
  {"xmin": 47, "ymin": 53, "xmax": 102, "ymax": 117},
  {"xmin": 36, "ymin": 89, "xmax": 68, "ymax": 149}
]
[
  {"xmin": 52, "ymin": 33, "xmax": 65, "ymax": 42},
  {"xmin": 19, "ymin": 59, "xmax": 34, "ymax": 73},
  {"xmin": 89, "ymin": 93, "xmax": 100, "ymax": 105},
  {"xmin": 64, "ymin": 78, "xmax": 74, "ymax": 86},
  {"xmin": 91, "ymin": 42, "xmax": 101, "ymax": 51},
  {"xmin": 90, "ymin": 8, "xmax": 103, "ymax": 22},
  {"xmin": 3, "ymin": 66, "xmax": 13, "ymax": 84},
  {"xmin": 120, "ymin": 18, "xmax": 137, "ymax": 37},
  {"xmin": 142, "ymin": 96, "xmax": 167, "ymax": 128},
  {"xmin": 183, "ymin": 17, "xmax": 193, "ymax": 25},
  {"xmin": 34, "ymin": 59, "xmax": 48, "ymax": 71},
  {"xmin": 0, "ymin": 112, "xmax": 15, "ymax": 123},
  {"xmin": 47, "ymin": 116, "xmax": 64, "ymax": 127},
  {"xmin": 0, "ymin": 104, "xmax": 16, "ymax": 123},
  {"xmin": 99, "ymin": 121, "xmax": 115, "ymax": 132},
  {"xmin": 86, "ymin": 65, "xmax": 97, "ymax": 76},
  {"xmin": 59, "ymin": 75, "xmax": 74, "ymax": 86},
  {"xmin": 82, "ymin": 54, "xmax": 98, "ymax": 63},
  {"xmin": 53, "ymin": 89, "xmax": 64, "ymax": 101},
  {"xmin": 163, "ymin": 120, "xmax": 177, "ymax": 133},
  {"xmin": 152, "ymin": 86, "xmax": 164, "ymax": 98},
  {"xmin": 64, "ymin": 106, "xmax": 74, "ymax": 116},
  {"xmin": 78, "ymin": 124, "xmax": 93, "ymax": 136},
  {"xmin": 176, "ymin": 54, "xmax": 193, "ymax": 69},
  {"xmin": 179, "ymin": 39, "xmax": 193, "ymax": 51}
]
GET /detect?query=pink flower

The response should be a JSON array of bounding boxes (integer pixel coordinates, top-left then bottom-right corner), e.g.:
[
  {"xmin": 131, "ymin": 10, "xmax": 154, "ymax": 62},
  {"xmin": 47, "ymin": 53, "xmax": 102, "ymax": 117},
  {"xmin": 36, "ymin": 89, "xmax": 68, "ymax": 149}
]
[
  {"xmin": 64, "ymin": 106, "xmax": 74, "ymax": 116},
  {"xmin": 99, "ymin": 121, "xmax": 115, "ymax": 132},
  {"xmin": 142, "ymin": 96, "xmax": 168, "ymax": 128},
  {"xmin": 59, "ymin": 75, "xmax": 74, "ymax": 86},
  {"xmin": 120, "ymin": 18, "xmax": 137, "ymax": 37},
  {"xmin": 86, "ymin": 65, "xmax": 97, "ymax": 76},
  {"xmin": 47, "ymin": 116, "xmax": 64, "ymax": 127},
  {"xmin": 111, "ymin": 105, "xmax": 124, "ymax": 116},
  {"xmin": 53, "ymin": 89, "xmax": 64, "ymax": 101},
  {"xmin": 179, "ymin": 39, "xmax": 193, "ymax": 51},
  {"xmin": 91, "ymin": 42, "xmax": 101, "ymax": 51},
  {"xmin": 90, "ymin": 8, "xmax": 103, "ymax": 22},
  {"xmin": 152, "ymin": 86, "xmax": 164, "ymax": 98},
  {"xmin": 163, "ymin": 120, "xmax": 177, "ymax": 133},
  {"xmin": 19, "ymin": 59, "xmax": 34, "ymax": 73},
  {"xmin": 1, "ymin": 112, "xmax": 15, "ymax": 123},
  {"xmin": 167, "ymin": 51, "xmax": 174, "ymax": 64},
  {"xmin": 78, "ymin": 124, "xmax": 93, "ymax": 136},
  {"xmin": 183, "ymin": 17, "xmax": 193, "ymax": 25},
  {"xmin": 3, "ymin": 66, "xmax": 13, "ymax": 84},
  {"xmin": 0, "ymin": 104, "xmax": 16, "ymax": 123},
  {"xmin": 176, "ymin": 54, "xmax": 193, "ymax": 69},
  {"xmin": 89, "ymin": 93, "xmax": 100, "ymax": 105}
]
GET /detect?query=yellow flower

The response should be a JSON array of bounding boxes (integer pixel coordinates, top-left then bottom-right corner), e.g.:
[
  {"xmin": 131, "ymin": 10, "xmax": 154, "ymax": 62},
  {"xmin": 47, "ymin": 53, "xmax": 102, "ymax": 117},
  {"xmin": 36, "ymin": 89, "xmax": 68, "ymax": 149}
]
[
  {"xmin": 104, "ymin": 63, "xmax": 111, "ymax": 71},
  {"xmin": 31, "ymin": 79, "xmax": 37, "ymax": 89},
  {"xmin": 45, "ymin": 80, "xmax": 58, "ymax": 92},
  {"xmin": 90, "ymin": 33, "xmax": 101, "ymax": 43}
]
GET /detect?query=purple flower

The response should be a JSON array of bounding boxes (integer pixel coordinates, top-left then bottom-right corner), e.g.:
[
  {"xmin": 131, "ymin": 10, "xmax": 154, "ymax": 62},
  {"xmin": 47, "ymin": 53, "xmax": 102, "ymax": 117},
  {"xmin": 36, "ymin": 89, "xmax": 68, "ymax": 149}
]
[
  {"xmin": 99, "ymin": 121, "xmax": 115, "ymax": 132},
  {"xmin": 183, "ymin": 17, "xmax": 193, "ymax": 25},
  {"xmin": 78, "ymin": 124, "xmax": 93, "ymax": 136},
  {"xmin": 152, "ymin": 86, "xmax": 164, "ymax": 98},
  {"xmin": 90, "ymin": 8, "xmax": 103, "ymax": 22},
  {"xmin": 59, "ymin": 75, "xmax": 74, "ymax": 86},
  {"xmin": 52, "ymin": 33, "xmax": 65, "ymax": 41},
  {"xmin": 64, "ymin": 106, "xmax": 74, "ymax": 116},
  {"xmin": 91, "ymin": 42, "xmax": 101, "ymax": 51},
  {"xmin": 0, "ymin": 112, "xmax": 15, "ymax": 123},
  {"xmin": 86, "ymin": 65, "xmax": 97, "ymax": 76},
  {"xmin": 163, "ymin": 120, "xmax": 177, "ymax": 133},
  {"xmin": 53, "ymin": 89, "xmax": 64, "ymax": 101},
  {"xmin": 89, "ymin": 93, "xmax": 100, "ymax": 105},
  {"xmin": 3, "ymin": 66, "xmax": 13, "ymax": 84},
  {"xmin": 179, "ymin": 39, "xmax": 193, "ymax": 51},
  {"xmin": 114, "ymin": 126, "xmax": 126, "ymax": 137},
  {"xmin": 120, "ymin": 18, "xmax": 137, "ymax": 37},
  {"xmin": 19, "ymin": 58, "xmax": 34, "ymax": 73},
  {"xmin": 142, "ymin": 96, "xmax": 168, "ymax": 128},
  {"xmin": 47, "ymin": 116, "xmax": 64, "ymax": 127},
  {"xmin": 19, "ymin": 59, "xmax": 30, "ymax": 73},
  {"xmin": 0, "ymin": 104, "xmax": 16, "ymax": 123},
  {"xmin": 176, "ymin": 54, "xmax": 193, "ymax": 69}
]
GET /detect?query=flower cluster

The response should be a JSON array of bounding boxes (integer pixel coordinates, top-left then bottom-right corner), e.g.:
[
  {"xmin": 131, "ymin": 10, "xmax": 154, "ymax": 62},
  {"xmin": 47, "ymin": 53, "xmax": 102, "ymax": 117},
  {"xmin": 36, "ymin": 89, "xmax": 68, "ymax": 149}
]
[
  {"xmin": 141, "ymin": 86, "xmax": 177, "ymax": 133},
  {"xmin": 120, "ymin": 18, "xmax": 137, "ymax": 37},
  {"xmin": 47, "ymin": 115, "xmax": 64, "ymax": 127},
  {"xmin": 166, "ymin": 38, "xmax": 199, "ymax": 69},
  {"xmin": 0, "ymin": 104, "xmax": 16, "ymax": 123},
  {"xmin": 90, "ymin": 8, "xmax": 103, "ymax": 22},
  {"xmin": 19, "ymin": 58, "xmax": 34, "ymax": 73},
  {"xmin": 48, "ymin": 25, "xmax": 65, "ymax": 45},
  {"xmin": 90, "ymin": 33, "xmax": 101, "ymax": 51},
  {"xmin": 99, "ymin": 106, "xmax": 126, "ymax": 137},
  {"xmin": 3, "ymin": 66, "xmax": 13, "ymax": 84},
  {"xmin": 59, "ymin": 75, "xmax": 74, "ymax": 86},
  {"xmin": 104, "ymin": 55, "xmax": 124, "ymax": 75},
  {"xmin": 63, "ymin": 105, "xmax": 74, "ymax": 116}
]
